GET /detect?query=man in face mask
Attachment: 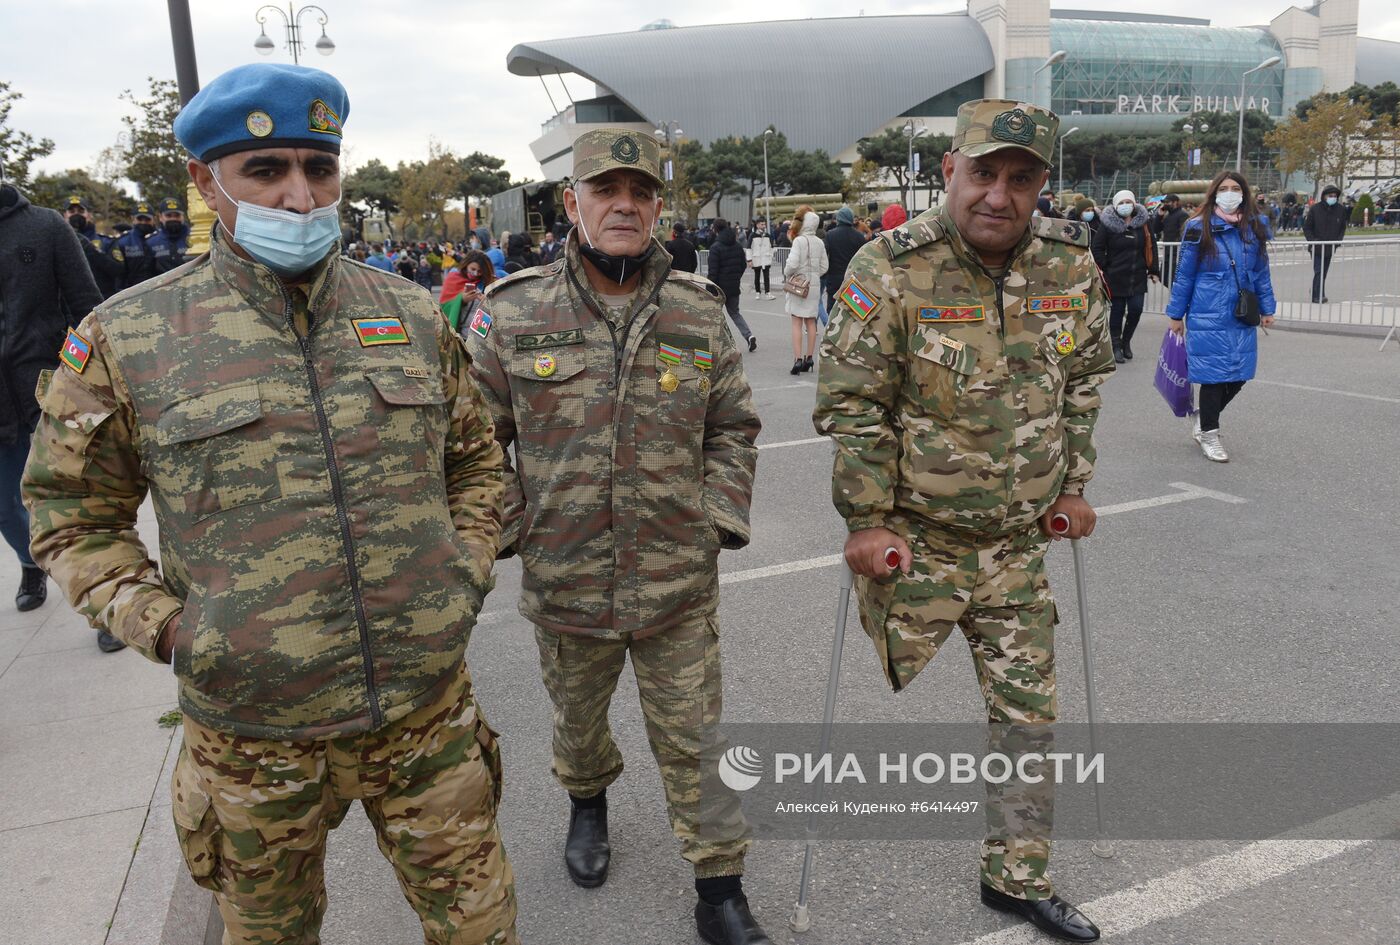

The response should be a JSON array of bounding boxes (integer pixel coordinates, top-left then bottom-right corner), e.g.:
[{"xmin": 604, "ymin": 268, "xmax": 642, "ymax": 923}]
[
  {"xmin": 23, "ymin": 61, "xmax": 519, "ymax": 945},
  {"xmin": 146, "ymin": 195, "xmax": 190, "ymax": 275},
  {"xmin": 469, "ymin": 128, "xmax": 770, "ymax": 945},
  {"xmin": 1304, "ymin": 183, "xmax": 1348, "ymax": 303},
  {"xmin": 107, "ymin": 202, "xmax": 158, "ymax": 292},
  {"xmin": 63, "ymin": 194, "xmax": 122, "ymax": 298}
]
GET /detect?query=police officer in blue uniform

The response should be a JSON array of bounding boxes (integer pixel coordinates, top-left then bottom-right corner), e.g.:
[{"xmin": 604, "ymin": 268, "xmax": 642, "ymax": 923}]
[
  {"xmin": 63, "ymin": 195, "xmax": 122, "ymax": 298},
  {"xmin": 109, "ymin": 201, "xmax": 158, "ymax": 291},
  {"xmin": 147, "ymin": 195, "xmax": 190, "ymax": 275}
]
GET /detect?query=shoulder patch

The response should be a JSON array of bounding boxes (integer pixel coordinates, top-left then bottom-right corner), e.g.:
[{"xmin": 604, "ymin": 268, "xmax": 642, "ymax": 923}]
[
  {"xmin": 1182, "ymin": 226, "xmax": 1202, "ymax": 244},
  {"xmin": 667, "ymin": 269, "xmax": 725, "ymax": 302},
  {"xmin": 1032, "ymin": 215, "xmax": 1091, "ymax": 248},
  {"xmin": 876, "ymin": 214, "xmax": 945, "ymax": 258}
]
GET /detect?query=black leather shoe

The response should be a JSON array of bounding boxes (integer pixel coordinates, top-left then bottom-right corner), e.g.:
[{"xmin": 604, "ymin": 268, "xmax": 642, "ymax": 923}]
[
  {"xmin": 695, "ymin": 894, "xmax": 772, "ymax": 945},
  {"xmin": 747, "ymin": 336, "xmax": 757, "ymax": 353},
  {"xmin": 1112, "ymin": 343, "xmax": 1125, "ymax": 364},
  {"xmin": 16, "ymin": 566, "xmax": 46, "ymax": 612},
  {"xmin": 97, "ymin": 630, "xmax": 128, "ymax": 653},
  {"xmin": 789, "ymin": 358, "xmax": 803, "ymax": 375},
  {"xmin": 1121, "ymin": 338, "xmax": 1134, "ymax": 360},
  {"xmin": 802, "ymin": 355, "xmax": 814, "ymax": 372},
  {"xmin": 980, "ymin": 883, "xmax": 1099, "ymax": 942},
  {"xmin": 564, "ymin": 805, "xmax": 609, "ymax": 888}
]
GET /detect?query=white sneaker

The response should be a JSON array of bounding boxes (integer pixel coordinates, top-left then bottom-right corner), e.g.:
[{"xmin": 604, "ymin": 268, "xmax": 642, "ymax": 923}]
[
  {"xmin": 1192, "ymin": 417, "xmax": 1203, "ymax": 443},
  {"xmin": 1198, "ymin": 429, "xmax": 1229, "ymax": 462},
  {"xmin": 764, "ymin": 293, "xmax": 776, "ymax": 300}
]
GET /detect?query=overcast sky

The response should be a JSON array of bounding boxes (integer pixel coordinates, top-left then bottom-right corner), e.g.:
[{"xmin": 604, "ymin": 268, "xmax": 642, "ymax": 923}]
[{"xmin": 6, "ymin": 0, "xmax": 1400, "ymax": 190}]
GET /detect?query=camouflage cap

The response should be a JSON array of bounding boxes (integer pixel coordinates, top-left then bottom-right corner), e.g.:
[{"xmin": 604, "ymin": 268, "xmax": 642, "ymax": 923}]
[
  {"xmin": 953, "ymin": 99, "xmax": 1059, "ymax": 166},
  {"xmin": 571, "ymin": 128, "xmax": 664, "ymax": 188}
]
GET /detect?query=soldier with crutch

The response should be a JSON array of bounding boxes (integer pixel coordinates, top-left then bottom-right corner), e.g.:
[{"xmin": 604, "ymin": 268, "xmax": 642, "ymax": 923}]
[{"xmin": 812, "ymin": 99, "xmax": 1115, "ymax": 942}]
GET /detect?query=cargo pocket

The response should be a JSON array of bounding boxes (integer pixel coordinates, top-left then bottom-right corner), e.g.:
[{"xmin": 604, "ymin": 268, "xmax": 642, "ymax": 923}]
[
  {"xmin": 474, "ymin": 713, "xmax": 504, "ymax": 812},
  {"xmin": 508, "ymin": 349, "xmax": 587, "ymax": 430},
  {"xmin": 155, "ymin": 384, "xmax": 277, "ymax": 520},
  {"xmin": 171, "ymin": 749, "xmax": 221, "ymax": 891},
  {"xmin": 366, "ymin": 370, "xmax": 447, "ymax": 481},
  {"xmin": 35, "ymin": 370, "xmax": 117, "ymax": 487},
  {"xmin": 911, "ymin": 329, "xmax": 979, "ymax": 421}
]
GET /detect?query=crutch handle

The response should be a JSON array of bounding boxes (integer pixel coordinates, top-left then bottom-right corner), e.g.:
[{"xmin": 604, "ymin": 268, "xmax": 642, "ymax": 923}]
[
  {"xmin": 883, "ymin": 546, "xmax": 902, "ymax": 569},
  {"xmin": 1050, "ymin": 512, "xmax": 1071, "ymax": 536}
]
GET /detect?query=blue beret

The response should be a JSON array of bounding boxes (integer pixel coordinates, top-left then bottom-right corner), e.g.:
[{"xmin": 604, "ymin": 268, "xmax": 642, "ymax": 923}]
[{"xmin": 174, "ymin": 63, "xmax": 349, "ymax": 162}]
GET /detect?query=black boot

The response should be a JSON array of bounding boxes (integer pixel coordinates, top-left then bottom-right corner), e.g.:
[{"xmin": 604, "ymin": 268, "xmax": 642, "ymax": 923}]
[
  {"xmin": 981, "ymin": 883, "xmax": 1100, "ymax": 942},
  {"xmin": 16, "ymin": 566, "xmax": 46, "ymax": 612},
  {"xmin": 747, "ymin": 335, "xmax": 757, "ymax": 353},
  {"xmin": 801, "ymin": 355, "xmax": 814, "ymax": 372},
  {"xmin": 696, "ymin": 893, "xmax": 772, "ymax": 945},
  {"xmin": 97, "ymin": 630, "xmax": 127, "ymax": 653},
  {"xmin": 1120, "ymin": 336, "xmax": 1134, "ymax": 360},
  {"xmin": 789, "ymin": 358, "xmax": 803, "ymax": 375},
  {"xmin": 564, "ymin": 793, "xmax": 609, "ymax": 888},
  {"xmin": 1111, "ymin": 339, "xmax": 1125, "ymax": 364}
]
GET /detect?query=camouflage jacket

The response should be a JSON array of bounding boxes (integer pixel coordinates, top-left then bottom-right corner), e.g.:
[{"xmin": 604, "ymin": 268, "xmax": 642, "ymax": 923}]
[
  {"xmin": 814, "ymin": 208, "xmax": 1114, "ymax": 541},
  {"xmin": 469, "ymin": 233, "xmax": 760, "ymax": 639},
  {"xmin": 23, "ymin": 230, "xmax": 504, "ymax": 739}
]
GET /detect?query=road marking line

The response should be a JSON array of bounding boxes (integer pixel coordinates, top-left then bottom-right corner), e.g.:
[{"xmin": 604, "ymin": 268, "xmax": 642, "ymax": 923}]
[
  {"xmin": 719, "ymin": 554, "xmax": 842, "ymax": 586},
  {"xmin": 952, "ymin": 790, "xmax": 1399, "ymax": 945},
  {"xmin": 750, "ymin": 382, "xmax": 815, "ymax": 393},
  {"xmin": 1254, "ymin": 379, "xmax": 1400, "ymax": 404},
  {"xmin": 757, "ymin": 436, "xmax": 828, "ymax": 451}
]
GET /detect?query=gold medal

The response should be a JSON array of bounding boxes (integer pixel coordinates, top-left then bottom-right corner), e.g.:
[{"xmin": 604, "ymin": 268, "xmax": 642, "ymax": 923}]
[
  {"xmin": 698, "ymin": 376, "xmax": 710, "ymax": 394},
  {"xmin": 659, "ymin": 370, "xmax": 679, "ymax": 393}
]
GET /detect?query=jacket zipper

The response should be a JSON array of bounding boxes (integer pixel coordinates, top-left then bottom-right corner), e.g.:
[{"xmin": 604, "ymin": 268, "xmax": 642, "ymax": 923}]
[
  {"xmin": 565, "ymin": 262, "xmax": 667, "ymax": 386},
  {"xmin": 281, "ymin": 286, "xmax": 383, "ymax": 728}
]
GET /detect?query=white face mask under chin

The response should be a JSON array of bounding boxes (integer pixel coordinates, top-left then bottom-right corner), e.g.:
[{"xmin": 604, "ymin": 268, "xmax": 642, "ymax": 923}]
[{"xmin": 573, "ymin": 186, "xmax": 655, "ymax": 285}]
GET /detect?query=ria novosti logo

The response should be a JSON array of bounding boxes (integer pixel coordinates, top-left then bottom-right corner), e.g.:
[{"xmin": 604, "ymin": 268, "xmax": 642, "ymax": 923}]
[{"xmin": 718, "ymin": 746, "xmax": 764, "ymax": 791}]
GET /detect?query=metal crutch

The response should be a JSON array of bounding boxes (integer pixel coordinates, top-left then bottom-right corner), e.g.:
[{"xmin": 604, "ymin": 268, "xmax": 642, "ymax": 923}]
[{"xmin": 1051, "ymin": 514, "xmax": 1114, "ymax": 858}]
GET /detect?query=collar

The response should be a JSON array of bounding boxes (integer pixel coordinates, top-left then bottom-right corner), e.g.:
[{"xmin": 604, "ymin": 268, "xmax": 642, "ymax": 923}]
[
  {"xmin": 210, "ymin": 225, "xmax": 341, "ymax": 331},
  {"xmin": 937, "ymin": 208, "xmax": 1034, "ymax": 274},
  {"xmin": 563, "ymin": 228, "xmax": 671, "ymax": 320}
]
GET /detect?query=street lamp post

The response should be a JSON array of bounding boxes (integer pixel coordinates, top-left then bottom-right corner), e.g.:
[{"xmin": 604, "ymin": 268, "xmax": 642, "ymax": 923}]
[
  {"xmin": 763, "ymin": 129, "xmax": 773, "ymax": 229},
  {"xmin": 904, "ymin": 119, "xmax": 926, "ymax": 213},
  {"xmin": 1183, "ymin": 121, "xmax": 1209, "ymax": 175},
  {"xmin": 1236, "ymin": 55, "xmax": 1282, "ymax": 172},
  {"xmin": 1058, "ymin": 126, "xmax": 1079, "ymax": 201},
  {"xmin": 254, "ymin": 4, "xmax": 335, "ymax": 64},
  {"xmin": 653, "ymin": 121, "xmax": 683, "ymax": 223}
]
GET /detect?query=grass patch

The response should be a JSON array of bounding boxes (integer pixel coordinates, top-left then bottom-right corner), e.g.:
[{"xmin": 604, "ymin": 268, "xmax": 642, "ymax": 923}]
[{"xmin": 157, "ymin": 710, "xmax": 183, "ymax": 729}]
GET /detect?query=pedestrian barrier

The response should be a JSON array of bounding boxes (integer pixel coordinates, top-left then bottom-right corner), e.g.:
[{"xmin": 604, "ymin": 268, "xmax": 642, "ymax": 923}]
[
  {"xmin": 695, "ymin": 247, "xmax": 791, "ymax": 281},
  {"xmin": 1148, "ymin": 238, "xmax": 1400, "ymax": 350}
]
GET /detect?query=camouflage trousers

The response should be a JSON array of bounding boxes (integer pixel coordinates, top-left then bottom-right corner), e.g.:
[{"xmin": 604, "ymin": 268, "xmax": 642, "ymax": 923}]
[
  {"xmin": 172, "ymin": 670, "xmax": 518, "ymax": 944},
  {"xmin": 533, "ymin": 613, "xmax": 752, "ymax": 878},
  {"xmin": 857, "ymin": 524, "xmax": 1058, "ymax": 900}
]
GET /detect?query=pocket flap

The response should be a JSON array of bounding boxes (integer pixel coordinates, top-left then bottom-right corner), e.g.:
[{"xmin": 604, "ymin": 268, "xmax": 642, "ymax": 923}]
[
  {"xmin": 156, "ymin": 384, "xmax": 263, "ymax": 446},
  {"xmin": 914, "ymin": 331, "xmax": 979, "ymax": 375},
  {"xmin": 368, "ymin": 370, "xmax": 447, "ymax": 406},
  {"xmin": 507, "ymin": 349, "xmax": 587, "ymax": 383},
  {"xmin": 40, "ymin": 372, "xmax": 116, "ymax": 435},
  {"xmin": 171, "ymin": 756, "xmax": 212, "ymax": 831}
]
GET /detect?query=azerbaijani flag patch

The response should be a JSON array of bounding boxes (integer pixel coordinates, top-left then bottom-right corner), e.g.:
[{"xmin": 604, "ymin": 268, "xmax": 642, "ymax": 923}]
[
  {"xmin": 468, "ymin": 308, "xmax": 492, "ymax": 339},
  {"xmin": 60, "ymin": 329, "xmax": 92, "ymax": 374},
  {"xmin": 353, "ymin": 317, "xmax": 410, "ymax": 347},
  {"xmin": 658, "ymin": 342, "xmax": 684, "ymax": 366},
  {"xmin": 1027, "ymin": 295, "xmax": 1087, "ymax": 313},
  {"xmin": 919, "ymin": 306, "xmax": 985, "ymax": 322},
  {"xmin": 838, "ymin": 279, "xmax": 879, "ymax": 321},
  {"xmin": 693, "ymin": 349, "xmax": 713, "ymax": 370}
]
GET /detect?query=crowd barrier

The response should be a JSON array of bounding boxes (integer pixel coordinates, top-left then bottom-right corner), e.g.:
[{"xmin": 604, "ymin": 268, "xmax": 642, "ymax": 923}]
[{"xmin": 1149, "ymin": 238, "xmax": 1400, "ymax": 351}]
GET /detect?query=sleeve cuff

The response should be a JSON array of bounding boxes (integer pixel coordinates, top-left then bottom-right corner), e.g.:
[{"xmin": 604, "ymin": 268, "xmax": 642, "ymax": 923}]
[{"xmin": 844, "ymin": 513, "xmax": 890, "ymax": 533}]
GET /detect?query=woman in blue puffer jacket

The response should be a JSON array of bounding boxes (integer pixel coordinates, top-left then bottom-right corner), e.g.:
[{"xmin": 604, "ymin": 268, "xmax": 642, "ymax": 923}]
[{"xmin": 1166, "ymin": 171, "xmax": 1276, "ymax": 463}]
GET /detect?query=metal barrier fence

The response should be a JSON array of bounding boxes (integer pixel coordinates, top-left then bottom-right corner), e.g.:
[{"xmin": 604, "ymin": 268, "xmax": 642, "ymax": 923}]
[
  {"xmin": 696, "ymin": 247, "xmax": 791, "ymax": 280},
  {"xmin": 1147, "ymin": 238, "xmax": 1400, "ymax": 350}
]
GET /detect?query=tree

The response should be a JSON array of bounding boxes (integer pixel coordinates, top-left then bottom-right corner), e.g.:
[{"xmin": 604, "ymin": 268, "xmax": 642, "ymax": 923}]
[
  {"xmin": 343, "ymin": 158, "xmax": 402, "ymax": 234},
  {"xmin": 456, "ymin": 151, "xmax": 514, "ymax": 239},
  {"xmin": 842, "ymin": 157, "xmax": 882, "ymax": 206},
  {"xmin": 773, "ymin": 146, "xmax": 843, "ymax": 198},
  {"xmin": 395, "ymin": 141, "xmax": 460, "ymax": 239},
  {"xmin": 1267, "ymin": 97, "xmax": 1372, "ymax": 196},
  {"xmin": 27, "ymin": 168, "xmax": 131, "ymax": 223},
  {"xmin": 119, "ymin": 78, "xmax": 187, "ymax": 204},
  {"xmin": 0, "ymin": 81, "xmax": 55, "ymax": 189},
  {"xmin": 671, "ymin": 139, "xmax": 739, "ymax": 226},
  {"xmin": 857, "ymin": 126, "xmax": 924, "ymax": 208},
  {"xmin": 912, "ymin": 133, "xmax": 953, "ymax": 206}
]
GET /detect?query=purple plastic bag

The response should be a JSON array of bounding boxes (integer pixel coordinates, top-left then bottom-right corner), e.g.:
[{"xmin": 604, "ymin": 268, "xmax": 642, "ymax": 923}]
[{"xmin": 1153, "ymin": 328, "xmax": 1193, "ymax": 417}]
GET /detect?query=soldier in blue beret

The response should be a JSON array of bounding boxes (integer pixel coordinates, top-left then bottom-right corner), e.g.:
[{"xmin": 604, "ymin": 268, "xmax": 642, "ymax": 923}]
[{"xmin": 24, "ymin": 61, "xmax": 518, "ymax": 944}]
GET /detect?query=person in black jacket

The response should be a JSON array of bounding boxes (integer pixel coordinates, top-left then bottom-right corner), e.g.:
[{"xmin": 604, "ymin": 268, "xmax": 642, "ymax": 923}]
[
  {"xmin": 1156, "ymin": 194, "xmax": 1189, "ymax": 287},
  {"xmin": 704, "ymin": 219, "xmax": 756, "ymax": 351},
  {"xmin": 62, "ymin": 195, "xmax": 122, "ymax": 298},
  {"xmin": 823, "ymin": 205, "xmax": 868, "ymax": 311},
  {"xmin": 665, "ymin": 222, "xmax": 698, "ymax": 273},
  {"xmin": 1304, "ymin": 184, "xmax": 1348, "ymax": 303},
  {"xmin": 0, "ymin": 182, "xmax": 103, "ymax": 619},
  {"xmin": 1091, "ymin": 190, "xmax": 1160, "ymax": 363}
]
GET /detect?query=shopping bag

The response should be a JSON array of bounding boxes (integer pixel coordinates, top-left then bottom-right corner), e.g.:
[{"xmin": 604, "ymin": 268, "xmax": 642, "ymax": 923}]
[{"xmin": 1153, "ymin": 328, "xmax": 1193, "ymax": 417}]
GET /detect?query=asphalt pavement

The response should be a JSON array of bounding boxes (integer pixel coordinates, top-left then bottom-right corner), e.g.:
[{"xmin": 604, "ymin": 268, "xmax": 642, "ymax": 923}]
[{"xmin": 3, "ymin": 285, "xmax": 1397, "ymax": 944}]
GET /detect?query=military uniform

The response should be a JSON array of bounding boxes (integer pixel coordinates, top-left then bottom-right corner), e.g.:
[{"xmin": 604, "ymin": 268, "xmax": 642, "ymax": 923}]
[
  {"xmin": 23, "ymin": 63, "xmax": 517, "ymax": 945},
  {"xmin": 469, "ymin": 129, "xmax": 761, "ymax": 883},
  {"xmin": 149, "ymin": 195, "xmax": 191, "ymax": 275},
  {"xmin": 109, "ymin": 202, "xmax": 157, "ymax": 292},
  {"xmin": 814, "ymin": 100, "xmax": 1114, "ymax": 905},
  {"xmin": 64, "ymin": 195, "xmax": 122, "ymax": 298}
]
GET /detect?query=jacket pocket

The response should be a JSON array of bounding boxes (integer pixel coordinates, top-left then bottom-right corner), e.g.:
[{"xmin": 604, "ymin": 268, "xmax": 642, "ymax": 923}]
[
  {"xmin": 155, "ymin": 383, "xmax": 278, "ymax": 520},
  {"xmin": 171, "ymin": 748, "xmax": 221, "ymax": 891},
  {"xmin": 911, "ymin": 329, "xmax": 979, "ymax": 421},
  {"xmin": 35, "ymin": 372, "xmax": 116, "ymax": 487},
  {"xmin": 508, "ymin": 349, "xmax": 588, "ymax": 429}
]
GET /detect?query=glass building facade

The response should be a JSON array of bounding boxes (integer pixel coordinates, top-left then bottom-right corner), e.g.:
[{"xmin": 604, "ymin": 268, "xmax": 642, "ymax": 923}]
[{"xmin": 1049, "ymin": 19, "xmax": 1285, "ymax": 127}]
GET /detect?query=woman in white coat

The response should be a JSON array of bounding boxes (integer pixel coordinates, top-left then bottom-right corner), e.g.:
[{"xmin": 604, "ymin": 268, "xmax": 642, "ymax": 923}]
[{"xmin": 782, "ymin": 208, "xmax": 828, "ymax": 374}]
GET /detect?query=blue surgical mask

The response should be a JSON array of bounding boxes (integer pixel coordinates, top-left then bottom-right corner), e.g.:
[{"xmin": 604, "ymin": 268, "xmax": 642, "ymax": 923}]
[
  {"xmin": 1326, "ymin": 196, "xmax": 1338, "ymax": 206},
  {"xmin": 212, "ymin": 167, "xmax": 342, "ymax": 277},
  {"xmin": 1081, "ymin": 211, "xmax": 1095, "ymax": 222}
]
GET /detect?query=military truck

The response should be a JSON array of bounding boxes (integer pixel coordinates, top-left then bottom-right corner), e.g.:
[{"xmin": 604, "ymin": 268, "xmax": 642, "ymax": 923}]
[{"xmin": 488, "ymin": 180, "xmax": 568, "ymax": 243}]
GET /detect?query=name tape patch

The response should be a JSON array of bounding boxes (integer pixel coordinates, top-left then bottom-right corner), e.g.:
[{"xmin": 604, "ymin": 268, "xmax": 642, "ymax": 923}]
[
  {"xmin": 919, "ymin": 306, "xmax": 985, "ymax": 323},
  {"xmin": 515, "ymin": 328, "xmax": 583, "ymax": 350},
  {"xmin": 1027, "ymin": 295, "xmax": 1087, "ymax": 313}
]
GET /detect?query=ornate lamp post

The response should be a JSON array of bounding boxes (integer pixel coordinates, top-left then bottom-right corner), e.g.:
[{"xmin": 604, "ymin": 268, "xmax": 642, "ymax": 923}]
[{"xmin": 254, "ymin": 4, "xmax": 335, "ymax": 64}]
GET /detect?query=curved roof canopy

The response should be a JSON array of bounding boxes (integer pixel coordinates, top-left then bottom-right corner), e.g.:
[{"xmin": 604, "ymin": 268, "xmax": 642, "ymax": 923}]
[
  {"xmin": 508, "ymin": 15, "xmax": 994, "ymax": 155},
  {"xmin": 1356, "ymin": 37, "xmax": 1400, "ymax": 88}
]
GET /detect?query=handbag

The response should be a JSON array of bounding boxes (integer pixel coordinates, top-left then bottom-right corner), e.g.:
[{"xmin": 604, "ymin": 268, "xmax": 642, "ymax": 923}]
[
  {"xmin": 783, "ymin": 236, "xmax": 811, "ymax": 298},
  {"xmin": 1222, "ymin": 239, "xmax": 1262, "ymax": 327},
  {"xmin": 1153, "ymin": 328, "xmax": 1194, "ymax": 417}
]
